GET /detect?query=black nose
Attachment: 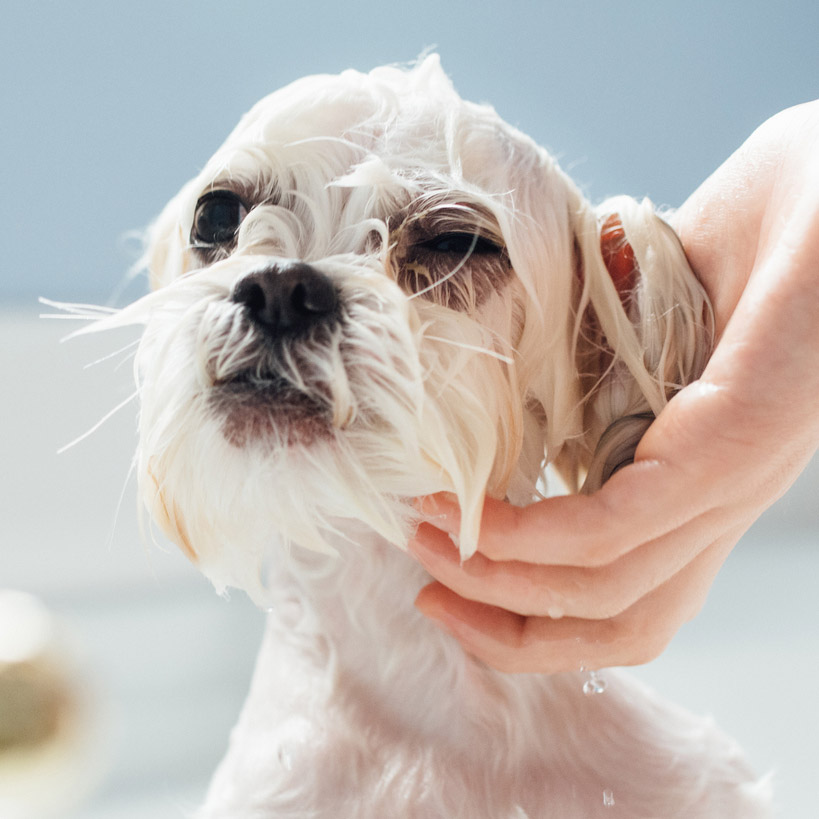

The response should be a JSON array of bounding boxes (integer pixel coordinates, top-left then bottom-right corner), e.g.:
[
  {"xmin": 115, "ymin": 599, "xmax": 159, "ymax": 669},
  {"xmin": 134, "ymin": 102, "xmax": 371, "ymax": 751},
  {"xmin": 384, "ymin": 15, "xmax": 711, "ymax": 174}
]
[{"xmin": 231, "ymin": 261, "xmax": 338, "ymax": 337}]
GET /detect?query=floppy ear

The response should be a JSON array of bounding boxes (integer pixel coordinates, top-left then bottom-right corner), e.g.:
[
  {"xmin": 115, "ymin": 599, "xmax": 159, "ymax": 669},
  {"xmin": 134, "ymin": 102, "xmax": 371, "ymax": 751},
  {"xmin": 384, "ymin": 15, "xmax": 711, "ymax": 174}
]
[
  {"xmin": 140, "ymin": 180, "xmax": 200, "ymax": 290},
  {"xmin": 573, "ymin": 194, "xmax": 714, "ymax": 492},
  {"xmin": 493, "ymin": 148, "xmax": 711, "ymax": 496}
]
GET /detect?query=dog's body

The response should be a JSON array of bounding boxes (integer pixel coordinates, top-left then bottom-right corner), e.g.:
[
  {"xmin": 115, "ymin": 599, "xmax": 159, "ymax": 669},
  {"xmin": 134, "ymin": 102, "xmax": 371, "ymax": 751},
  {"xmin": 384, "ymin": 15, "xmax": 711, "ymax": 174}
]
[
  {"xmin": 196, "ymin": 535, "xmax": 769, "ymax": 818},
  {"xmin": 98, "ymin": 58, "xmax": 771, "ymax": 816}
]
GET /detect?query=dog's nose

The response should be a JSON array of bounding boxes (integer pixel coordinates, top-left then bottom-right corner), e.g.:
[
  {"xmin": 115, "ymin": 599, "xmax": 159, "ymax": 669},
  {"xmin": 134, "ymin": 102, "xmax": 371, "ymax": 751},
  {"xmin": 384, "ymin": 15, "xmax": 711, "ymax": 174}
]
[{"xmin": 231, "ymin": 261, "xmax": 338, "ymax": 336}]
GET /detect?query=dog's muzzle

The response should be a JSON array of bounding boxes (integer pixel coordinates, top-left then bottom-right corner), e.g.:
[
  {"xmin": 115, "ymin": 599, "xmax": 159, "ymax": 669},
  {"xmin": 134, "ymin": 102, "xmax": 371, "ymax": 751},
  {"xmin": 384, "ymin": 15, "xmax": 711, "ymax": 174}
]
[
  {"xmin": 205, "ymin": 260, "xmax": 349, "ymax": 447},
  {"xmin": 231, "ymin": 260, "xmax": 339, "ymax": 339}
]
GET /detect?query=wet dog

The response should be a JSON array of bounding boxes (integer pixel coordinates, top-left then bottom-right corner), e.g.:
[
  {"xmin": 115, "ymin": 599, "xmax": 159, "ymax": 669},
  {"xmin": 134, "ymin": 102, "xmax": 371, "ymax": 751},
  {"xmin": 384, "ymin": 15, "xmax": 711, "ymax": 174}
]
[{"xmin": 93, "ymin": 57, "xmax": 771, "ymax": 817}]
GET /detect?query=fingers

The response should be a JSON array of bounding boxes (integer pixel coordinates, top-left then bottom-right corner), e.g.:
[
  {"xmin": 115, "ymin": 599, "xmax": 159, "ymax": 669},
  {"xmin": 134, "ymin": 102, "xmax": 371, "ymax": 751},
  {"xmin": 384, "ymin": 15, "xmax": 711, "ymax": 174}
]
[
  {"xmin": 409, "ymin": 503, "xmax": 737, "ymax": 620},
  {"xmin": 419, "ymin": 454, "xmax": 707, "ymax": 568},
  {"xmin": 420, "ymin": 374, "xmax": 767, "ymax": 572},
  {"xmin": 414, "ymin": 532, "xmax": 739, "ymax": 674},
  {"xmin": 411, "ymin": 365, "xmax": 800, "ymax": 673}
]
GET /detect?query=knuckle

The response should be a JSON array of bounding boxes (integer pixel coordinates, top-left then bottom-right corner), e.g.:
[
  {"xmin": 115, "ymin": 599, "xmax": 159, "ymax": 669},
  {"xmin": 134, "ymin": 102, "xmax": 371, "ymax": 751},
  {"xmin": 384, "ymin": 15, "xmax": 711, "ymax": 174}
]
[
  {"xmin": 515, "ymin": 570, "xmax": 554, "ymax": 616},
  {"xmin": 478, "ymin": 644, "xmax": 530, "ymax": 675},
  {"xmin": 627, "ymin": 638, "xmax": 667, "ymax": 667},
  {"xmin": 502, "ymin": 504, "xmax": 530, "ymax": 554},
  {"xmin": 610, "ymin": 611, "xmax": 677, "ymax": 667},
  {"xmin": 595, "ymin": 576, "xmax": 641, "ymax": 620},
  {"xmin": 561, "ymin": 566, "xmax": 635, "ymax": 620},
  {"xmin": 577, "ymin": 511, "xmax": 630, "ymax": 569},
  {"xmin": 579, "ymin": 541, "xmax": 613, "ymax": 569}
]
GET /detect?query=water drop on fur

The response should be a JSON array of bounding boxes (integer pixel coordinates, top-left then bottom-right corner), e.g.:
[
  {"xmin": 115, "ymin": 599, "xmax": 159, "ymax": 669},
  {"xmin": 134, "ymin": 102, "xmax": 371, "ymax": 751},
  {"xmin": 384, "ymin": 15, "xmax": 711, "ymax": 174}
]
[
  {"xmin": 582, "ymin": 670, "xmax": 607, "ymax": 696},
  {"xmin": 260, "ymin": 550, "xmax": 276, "ymax": 592},
  {"xmin": 278, "ymin": 745, "xmax": 293, "ymax": 771}
]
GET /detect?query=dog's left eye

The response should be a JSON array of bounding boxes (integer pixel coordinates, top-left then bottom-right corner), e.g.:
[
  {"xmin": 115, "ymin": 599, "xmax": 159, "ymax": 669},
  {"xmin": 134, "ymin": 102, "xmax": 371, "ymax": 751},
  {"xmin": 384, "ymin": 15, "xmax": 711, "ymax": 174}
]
[
  {"xmin": 417, "ymin": 232, "xmax": 502, "ymax": 256},
  {"xmin": 192, "ymin": 191, "xmax": 249, "ymax": 246}
]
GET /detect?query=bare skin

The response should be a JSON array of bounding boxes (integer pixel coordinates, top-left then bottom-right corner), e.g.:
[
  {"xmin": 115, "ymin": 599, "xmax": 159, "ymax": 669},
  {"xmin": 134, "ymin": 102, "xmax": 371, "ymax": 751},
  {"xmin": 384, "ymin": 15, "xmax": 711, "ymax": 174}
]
[{"xmin": 409, "ymin": 101, "xmax": 819, "ymax": 674}]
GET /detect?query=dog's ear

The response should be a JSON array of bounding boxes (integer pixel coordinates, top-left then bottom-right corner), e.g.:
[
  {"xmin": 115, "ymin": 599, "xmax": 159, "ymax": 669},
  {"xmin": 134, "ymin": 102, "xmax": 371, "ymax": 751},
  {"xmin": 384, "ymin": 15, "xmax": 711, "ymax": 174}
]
[
  {"xmin": 571, "ymin": 195, "xmax": 714, "ymax": 492},
  {"xmin": 140, "ymin": 181, "xmax": 200, "ymax": 290},
  {"xmin": 494, "ymin": 157, "xmax": 710, "ymax": 496}
]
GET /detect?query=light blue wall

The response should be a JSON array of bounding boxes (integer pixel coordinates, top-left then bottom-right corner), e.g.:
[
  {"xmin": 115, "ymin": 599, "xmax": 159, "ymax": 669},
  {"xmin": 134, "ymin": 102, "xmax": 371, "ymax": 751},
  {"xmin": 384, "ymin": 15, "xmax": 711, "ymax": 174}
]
[{"xmin": 2, "ymin": 0, "xmax": 817, "ymax": 305}]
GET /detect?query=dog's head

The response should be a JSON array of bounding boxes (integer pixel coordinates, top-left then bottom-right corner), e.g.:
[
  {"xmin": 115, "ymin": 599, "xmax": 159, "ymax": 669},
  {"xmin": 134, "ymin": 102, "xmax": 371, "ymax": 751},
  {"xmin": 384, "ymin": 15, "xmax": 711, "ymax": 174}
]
[{"xmin": 106, "ymin": 57, "xmax": 711, "ymax": 603}]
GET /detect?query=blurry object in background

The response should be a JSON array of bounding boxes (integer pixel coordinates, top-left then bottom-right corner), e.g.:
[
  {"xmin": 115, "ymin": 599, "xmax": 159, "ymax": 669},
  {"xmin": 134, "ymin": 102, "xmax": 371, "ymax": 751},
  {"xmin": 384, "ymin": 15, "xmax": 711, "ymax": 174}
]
[{"xmin": 0, "ymin": 590, "xmax": 102, "ymax": 819}]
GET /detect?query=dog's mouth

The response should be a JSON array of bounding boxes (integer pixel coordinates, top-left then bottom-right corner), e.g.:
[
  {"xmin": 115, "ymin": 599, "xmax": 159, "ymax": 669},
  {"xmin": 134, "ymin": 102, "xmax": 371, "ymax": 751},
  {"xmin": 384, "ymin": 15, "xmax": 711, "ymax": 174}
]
[
  {"xmin": 191, "ymin": 281, "xmax": 347, "ymax": 449},
  {"xmin": 209, "ymin": 371, "xmax": 335, "ymax": 448}
]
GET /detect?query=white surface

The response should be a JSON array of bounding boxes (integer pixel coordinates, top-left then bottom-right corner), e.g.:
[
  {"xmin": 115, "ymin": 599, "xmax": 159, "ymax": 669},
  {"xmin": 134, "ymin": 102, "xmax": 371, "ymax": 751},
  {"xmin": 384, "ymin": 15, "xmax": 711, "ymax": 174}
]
[{"xmin": 2, "ymin": 310, "xmax": 817, "ymax": 817}]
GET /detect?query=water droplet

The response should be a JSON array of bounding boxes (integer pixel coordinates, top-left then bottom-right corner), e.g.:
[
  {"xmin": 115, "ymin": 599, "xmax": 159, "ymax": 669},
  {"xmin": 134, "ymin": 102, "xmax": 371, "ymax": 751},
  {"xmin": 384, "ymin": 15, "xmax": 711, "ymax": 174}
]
[
  {"xmin": 278, "ymin": 745, "xmax": 293, "ymax": 771},
  {"xmin": 259, "ymin": 550, "xmax": 276, "ymax": 591},
  {"xmin": 582, "ymin": 670, "xmax": 607, "ymax": 696},
  {"xmin": 603, "ymin": 789, "xmax": 615, "ymax": 807},
  {"xmin": 547, "ymin": 605, "xmax": 565, "ymax": 619}
]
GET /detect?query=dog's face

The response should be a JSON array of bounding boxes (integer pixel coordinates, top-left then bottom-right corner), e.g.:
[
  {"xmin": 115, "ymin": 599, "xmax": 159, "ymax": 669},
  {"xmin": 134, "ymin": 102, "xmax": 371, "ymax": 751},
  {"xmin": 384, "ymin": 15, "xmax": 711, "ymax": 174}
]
[{"xmin": 114, "ymin": 56, "xmax": 709, "ymax": 604}]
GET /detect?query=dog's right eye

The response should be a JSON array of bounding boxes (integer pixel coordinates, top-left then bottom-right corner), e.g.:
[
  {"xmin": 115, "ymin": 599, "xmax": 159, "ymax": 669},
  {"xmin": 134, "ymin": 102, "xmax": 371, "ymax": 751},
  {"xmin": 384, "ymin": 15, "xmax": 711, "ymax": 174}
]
[
  {"xmin": 192, "ymin": 191, "xmax": 249, "ymax": 246},
  {"xmin": 417, "ymin": 232, "xmax": 503, "ymax": 256}
]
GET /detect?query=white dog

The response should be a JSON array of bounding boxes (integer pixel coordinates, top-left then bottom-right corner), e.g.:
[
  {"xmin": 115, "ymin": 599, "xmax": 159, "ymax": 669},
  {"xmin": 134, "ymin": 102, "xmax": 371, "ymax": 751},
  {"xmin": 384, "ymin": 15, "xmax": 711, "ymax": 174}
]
[{"xmin": 95, "ymin": 57, "xmax": 773, "ymax": 817}]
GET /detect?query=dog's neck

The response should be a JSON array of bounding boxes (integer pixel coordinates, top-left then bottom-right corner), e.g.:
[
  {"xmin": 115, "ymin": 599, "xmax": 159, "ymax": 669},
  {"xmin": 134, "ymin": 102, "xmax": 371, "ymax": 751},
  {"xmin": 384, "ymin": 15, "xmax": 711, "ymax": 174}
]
[
  {"xmin": 272, "ymin": 529, "xmax": 441, "ymax": 666},
  {"xmin": 254, "ymin": 524, "xmax": 543, "ymax": 746}
]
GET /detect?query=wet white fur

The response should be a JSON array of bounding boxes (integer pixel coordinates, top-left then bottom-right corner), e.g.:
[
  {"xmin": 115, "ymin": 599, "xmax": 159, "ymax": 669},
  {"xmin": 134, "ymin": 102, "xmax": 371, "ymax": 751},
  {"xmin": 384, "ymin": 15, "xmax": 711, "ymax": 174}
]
[{"xmin": 91, "ymin": 57, "xmax": 771, "ymax": 817}]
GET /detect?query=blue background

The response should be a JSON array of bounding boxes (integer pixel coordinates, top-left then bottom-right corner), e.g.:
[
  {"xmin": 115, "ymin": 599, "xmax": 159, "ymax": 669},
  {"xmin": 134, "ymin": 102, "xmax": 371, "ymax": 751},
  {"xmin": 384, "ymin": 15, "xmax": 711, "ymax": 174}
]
[{"xmin": 2, "ymin": 0, "xmax": 817, "ymax": 305}]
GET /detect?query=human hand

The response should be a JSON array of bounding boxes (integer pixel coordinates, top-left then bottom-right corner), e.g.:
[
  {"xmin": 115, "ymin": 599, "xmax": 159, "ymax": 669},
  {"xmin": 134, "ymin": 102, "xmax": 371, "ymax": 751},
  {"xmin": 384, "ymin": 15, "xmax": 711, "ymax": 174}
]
[{"xmin": 409, "ymin": 101, "xmax": 819, "ymax": 674}]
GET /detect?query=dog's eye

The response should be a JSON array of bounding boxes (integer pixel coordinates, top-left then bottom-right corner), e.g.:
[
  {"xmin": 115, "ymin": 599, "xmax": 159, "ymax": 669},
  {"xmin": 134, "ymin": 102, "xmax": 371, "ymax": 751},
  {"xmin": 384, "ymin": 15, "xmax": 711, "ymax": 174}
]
[
  {"xmin": 192, "ymin": 191, "xmax": 249, "ymax": 246},
  {"xmin": 394, "ymin": 226, "xmax": 510, "ymax": 310},
  {"xmin": 417, "ymin": 232, "xmax": 502, "ymax": 256}
]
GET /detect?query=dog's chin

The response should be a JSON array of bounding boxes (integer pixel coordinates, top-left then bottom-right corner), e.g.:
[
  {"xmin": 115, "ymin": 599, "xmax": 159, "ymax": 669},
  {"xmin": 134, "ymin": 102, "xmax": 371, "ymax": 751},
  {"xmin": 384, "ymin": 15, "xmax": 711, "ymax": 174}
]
[{"xmin": 209, "ymin": 378, "xmax": 334, "ymax": 449}]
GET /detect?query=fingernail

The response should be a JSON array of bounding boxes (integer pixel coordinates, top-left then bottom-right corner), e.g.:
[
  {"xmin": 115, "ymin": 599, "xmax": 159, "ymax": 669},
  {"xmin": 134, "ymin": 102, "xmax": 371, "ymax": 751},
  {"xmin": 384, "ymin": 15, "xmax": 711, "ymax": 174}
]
[
  {"xmin": 414, "ymin": 591, "xmax": 456, "ymax": 630},
  {"xmin": 413, "ymin": 492, "xmax": 459, "ymax": 525},
  {"xmin": 419, "ymin": 606, "xmax": 469, "ymax": 647},
  {"xmin": 407, "ymin": 530, "xmax": 459, "ymax": 564},
  {"xmin": 406, "ymin": 536, "xmax": 424, "ymax": 558}
]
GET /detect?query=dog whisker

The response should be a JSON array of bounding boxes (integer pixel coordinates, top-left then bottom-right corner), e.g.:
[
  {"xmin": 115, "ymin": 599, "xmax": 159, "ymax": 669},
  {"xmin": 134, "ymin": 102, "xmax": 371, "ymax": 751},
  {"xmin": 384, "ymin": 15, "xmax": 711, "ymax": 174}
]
[
  {"xmin": 80, "ymin": 338, "xmax": 141, "ymax": 370},
  {"xmin": 57, "ymin": 388, "xmax": 140, "ymax": 455},
  {"xmin": 38, "ymin": 297, "xmax": 120, "ymax": 320},
  {"xmin": 422, "ymin": 334, "xmax": 514, "ymax": 365}
]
